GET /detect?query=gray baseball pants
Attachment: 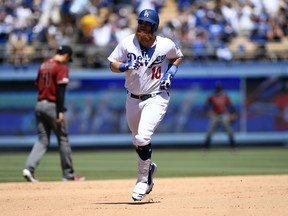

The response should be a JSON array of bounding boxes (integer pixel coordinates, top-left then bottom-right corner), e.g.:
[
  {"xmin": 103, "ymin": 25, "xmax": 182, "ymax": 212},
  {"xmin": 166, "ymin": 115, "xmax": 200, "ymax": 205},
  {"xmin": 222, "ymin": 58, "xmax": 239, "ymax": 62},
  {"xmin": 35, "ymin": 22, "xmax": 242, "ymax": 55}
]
[{"xmin": 24, "ymin": 100, "xmax": 74, "ymax": 179}]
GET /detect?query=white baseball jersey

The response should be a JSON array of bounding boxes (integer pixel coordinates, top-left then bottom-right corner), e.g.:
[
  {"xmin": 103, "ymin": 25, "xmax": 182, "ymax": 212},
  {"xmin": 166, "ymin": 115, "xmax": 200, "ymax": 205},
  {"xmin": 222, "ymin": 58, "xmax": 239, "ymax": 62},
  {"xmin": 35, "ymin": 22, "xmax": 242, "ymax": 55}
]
[{"xmin": 108, "ymin": 34, "xmax": 183, "ymax": 95}]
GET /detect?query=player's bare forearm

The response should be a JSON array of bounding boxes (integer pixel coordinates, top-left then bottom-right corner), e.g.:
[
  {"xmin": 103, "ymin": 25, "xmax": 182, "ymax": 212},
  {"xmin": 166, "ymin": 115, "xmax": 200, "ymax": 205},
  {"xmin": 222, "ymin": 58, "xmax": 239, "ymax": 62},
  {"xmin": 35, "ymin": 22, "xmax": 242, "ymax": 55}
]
[
  {"xmin": 169, "ymin": 57, "xmax": 182, "ymax": 67},
  {"xmin": 110, "ymin": 62, "xmax": 123, "ymax": 73}
]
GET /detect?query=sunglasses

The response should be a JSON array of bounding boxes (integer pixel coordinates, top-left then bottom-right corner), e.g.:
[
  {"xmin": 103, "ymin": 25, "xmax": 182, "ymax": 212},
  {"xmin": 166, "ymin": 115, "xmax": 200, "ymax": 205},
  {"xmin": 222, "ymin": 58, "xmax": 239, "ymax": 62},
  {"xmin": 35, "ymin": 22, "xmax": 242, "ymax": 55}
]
[{"xmin": 138, "ymin": 20, "xmax": 153, "ymax": 26}]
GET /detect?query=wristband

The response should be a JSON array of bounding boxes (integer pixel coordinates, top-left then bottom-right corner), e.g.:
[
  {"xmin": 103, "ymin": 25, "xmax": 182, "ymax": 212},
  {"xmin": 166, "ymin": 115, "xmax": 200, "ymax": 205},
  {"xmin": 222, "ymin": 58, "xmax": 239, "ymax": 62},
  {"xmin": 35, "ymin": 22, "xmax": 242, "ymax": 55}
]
[
  {"xmin": 119, "ymin": 63, "xmax": 129, "ymax": 72},
  {"xmin": 166, "ymin": 64, "xmax": 178, "ymax": 78}
]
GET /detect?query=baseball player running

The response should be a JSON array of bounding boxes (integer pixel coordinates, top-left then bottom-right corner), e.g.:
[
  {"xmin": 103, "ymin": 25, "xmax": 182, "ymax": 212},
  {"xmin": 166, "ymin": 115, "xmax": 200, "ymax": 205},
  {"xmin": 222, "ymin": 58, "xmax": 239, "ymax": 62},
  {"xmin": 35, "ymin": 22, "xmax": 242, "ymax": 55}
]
[
  {"xmin": 108, "ymin": 9, "xmax": 183, "ymax": 201},
  {"xmin": 22, "ymin": 45, "xmax": 85, "ymax": 182}
]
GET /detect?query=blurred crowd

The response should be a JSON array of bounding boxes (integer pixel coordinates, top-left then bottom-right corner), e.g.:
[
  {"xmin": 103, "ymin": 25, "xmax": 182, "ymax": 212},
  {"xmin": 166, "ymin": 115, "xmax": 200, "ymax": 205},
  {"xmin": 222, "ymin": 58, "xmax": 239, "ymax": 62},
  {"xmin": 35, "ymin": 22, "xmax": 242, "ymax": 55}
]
[
  {"xmin": 174, "ymin": 0, "xmax": 288, "ymax": 62},
  {"xmin": 0, "ymin": 0, "xmax": 287, "ymax": 69}
]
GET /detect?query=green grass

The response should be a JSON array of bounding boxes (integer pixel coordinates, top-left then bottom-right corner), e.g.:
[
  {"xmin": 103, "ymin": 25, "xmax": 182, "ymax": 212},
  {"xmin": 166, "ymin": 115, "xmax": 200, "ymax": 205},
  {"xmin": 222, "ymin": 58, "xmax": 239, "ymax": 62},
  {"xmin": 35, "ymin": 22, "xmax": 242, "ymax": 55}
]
[{"xmin": 0, "ymin": 147, "xmax": 287, "ymax": 183}]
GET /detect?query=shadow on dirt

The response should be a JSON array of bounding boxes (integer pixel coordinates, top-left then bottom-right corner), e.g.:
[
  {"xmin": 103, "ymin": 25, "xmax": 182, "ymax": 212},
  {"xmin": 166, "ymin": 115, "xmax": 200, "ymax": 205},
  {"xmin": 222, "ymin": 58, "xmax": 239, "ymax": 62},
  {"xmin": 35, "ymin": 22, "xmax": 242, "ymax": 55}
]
[{"xmin": 95, "ymin": 200, "xmax": 160, "ymax": 205}]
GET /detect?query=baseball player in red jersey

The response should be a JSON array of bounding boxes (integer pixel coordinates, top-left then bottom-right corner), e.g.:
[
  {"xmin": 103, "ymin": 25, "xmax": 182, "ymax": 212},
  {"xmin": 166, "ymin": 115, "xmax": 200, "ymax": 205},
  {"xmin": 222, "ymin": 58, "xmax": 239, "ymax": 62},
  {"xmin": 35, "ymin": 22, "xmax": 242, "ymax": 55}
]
[
  {"xmin": 108, "ymin": 9, "xmax": 183, "ymax": 201},
  {"xmin": 203, "ymin": 82, "xmax": 236, "ymax": 149},
  {"xmin": 22, "ymin": 45, "xmax": 85, "ymax": 182}
]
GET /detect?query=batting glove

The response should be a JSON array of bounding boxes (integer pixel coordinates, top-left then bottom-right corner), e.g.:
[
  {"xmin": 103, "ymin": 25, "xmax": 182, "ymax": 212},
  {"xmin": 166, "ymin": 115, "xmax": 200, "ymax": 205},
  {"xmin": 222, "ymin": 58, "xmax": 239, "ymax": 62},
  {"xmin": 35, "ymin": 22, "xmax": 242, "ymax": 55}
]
[
  {"xmin": 160, "ymin": 73, "xmax": 172, "ymax": 90},
  {"xmin": 119, "ymin": 59, "xmax": 143, "ymax": 72},
  {"xmin": 129, "ymin": 59, "xmax": 144, "ymax": 70},
  {"xmin": 160, "ymin": 64, "xmax": 178, "ymax": 90}
]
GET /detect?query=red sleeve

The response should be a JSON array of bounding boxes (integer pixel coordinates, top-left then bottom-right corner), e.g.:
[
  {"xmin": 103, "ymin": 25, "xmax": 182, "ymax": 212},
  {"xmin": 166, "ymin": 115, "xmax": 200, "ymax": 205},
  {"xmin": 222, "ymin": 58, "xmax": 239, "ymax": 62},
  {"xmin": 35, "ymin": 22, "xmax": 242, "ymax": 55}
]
[{"xmin": 57, "ymin": 65, "xmax": 69, "ymax": 85}]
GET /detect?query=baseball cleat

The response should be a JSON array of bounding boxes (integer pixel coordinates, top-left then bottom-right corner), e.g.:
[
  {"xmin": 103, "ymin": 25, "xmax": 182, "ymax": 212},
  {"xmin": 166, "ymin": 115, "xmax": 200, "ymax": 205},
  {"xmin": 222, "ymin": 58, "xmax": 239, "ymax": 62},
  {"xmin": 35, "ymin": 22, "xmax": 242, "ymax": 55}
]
[
  {"xmin": 132, "ymin": 162, "xmax": 157, "ymax": 201},
  {"xmin": 62, "ymin": 175, "xmax": 85, "ymax": 181},
  {"xmin": 132, "ymin": 182, "xmax": 149, "ymax": 201},
  {"xmin": 146, "ymin": 162, "xmax": 157, "ymax": 194},
  {"xmin": 22, "ymin": 169, "xmax": 39, "ymax": 183}
]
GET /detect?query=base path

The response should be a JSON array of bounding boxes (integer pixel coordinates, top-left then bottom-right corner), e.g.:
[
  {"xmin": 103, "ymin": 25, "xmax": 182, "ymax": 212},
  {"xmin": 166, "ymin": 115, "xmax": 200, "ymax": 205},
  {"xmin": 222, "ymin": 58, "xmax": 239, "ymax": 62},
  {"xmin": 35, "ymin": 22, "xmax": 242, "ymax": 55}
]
[{"xmin": 1, "ymin": 175, "xmax": 288, "ymax": 216}]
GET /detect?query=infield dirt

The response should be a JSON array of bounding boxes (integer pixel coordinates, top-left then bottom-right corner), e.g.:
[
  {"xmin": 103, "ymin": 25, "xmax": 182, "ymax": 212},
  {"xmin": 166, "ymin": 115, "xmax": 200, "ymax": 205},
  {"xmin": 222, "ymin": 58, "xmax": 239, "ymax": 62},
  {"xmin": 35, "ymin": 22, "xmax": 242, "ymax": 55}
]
[{"xmin": 1, "ymin": 175, "xmax": 288, "ymax": 216}]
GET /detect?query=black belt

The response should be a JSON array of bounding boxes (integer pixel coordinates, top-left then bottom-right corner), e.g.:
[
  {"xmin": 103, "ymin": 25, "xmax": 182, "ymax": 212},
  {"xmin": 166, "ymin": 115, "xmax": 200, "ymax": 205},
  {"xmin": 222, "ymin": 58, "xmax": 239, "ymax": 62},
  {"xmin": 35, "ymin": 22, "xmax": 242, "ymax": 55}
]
[{"xmin": 130, "ymin": 92, "xmax": 162, "ymax": 101}]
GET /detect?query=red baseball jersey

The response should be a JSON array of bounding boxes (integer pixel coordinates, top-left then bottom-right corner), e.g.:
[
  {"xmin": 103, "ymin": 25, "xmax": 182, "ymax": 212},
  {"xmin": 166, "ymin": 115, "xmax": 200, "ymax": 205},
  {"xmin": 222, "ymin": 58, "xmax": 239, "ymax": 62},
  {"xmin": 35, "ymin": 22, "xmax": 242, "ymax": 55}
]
[
  {"xmin": 206, "ymin": 93, "xmax": 232, "ymax": 114},
  {"xmin": 36, "ymin": 59, "xmax": 69, "ymax": 102},
  {"xmin": 274, "ymin": 94, "xmax": 288, "ymax": 130}
]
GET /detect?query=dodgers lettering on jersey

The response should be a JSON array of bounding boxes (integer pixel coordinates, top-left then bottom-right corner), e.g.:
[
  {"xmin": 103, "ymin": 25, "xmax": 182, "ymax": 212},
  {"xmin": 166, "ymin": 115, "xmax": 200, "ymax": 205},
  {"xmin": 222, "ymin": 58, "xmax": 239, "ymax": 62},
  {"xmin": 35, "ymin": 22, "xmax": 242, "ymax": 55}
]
[{"xmin": 108, "ymin": 34, "xmax": 183, "ymax": 95}]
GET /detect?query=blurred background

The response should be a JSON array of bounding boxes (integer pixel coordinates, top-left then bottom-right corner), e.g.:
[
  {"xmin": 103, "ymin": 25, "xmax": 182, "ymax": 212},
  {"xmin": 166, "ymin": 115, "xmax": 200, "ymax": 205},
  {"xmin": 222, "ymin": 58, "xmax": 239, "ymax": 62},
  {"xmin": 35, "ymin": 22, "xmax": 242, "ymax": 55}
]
[{"xmin": 0, "ymin": 0, "xmax": 287, "ymax": 149}]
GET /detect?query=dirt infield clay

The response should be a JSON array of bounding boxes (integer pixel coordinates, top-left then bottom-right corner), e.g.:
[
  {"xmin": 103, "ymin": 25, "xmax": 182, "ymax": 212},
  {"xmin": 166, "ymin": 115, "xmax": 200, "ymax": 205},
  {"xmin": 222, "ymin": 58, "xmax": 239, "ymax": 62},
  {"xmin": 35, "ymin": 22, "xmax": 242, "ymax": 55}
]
[{"xmin": 1, "ymin": 175, "xmax": 288, "ymax": 216}]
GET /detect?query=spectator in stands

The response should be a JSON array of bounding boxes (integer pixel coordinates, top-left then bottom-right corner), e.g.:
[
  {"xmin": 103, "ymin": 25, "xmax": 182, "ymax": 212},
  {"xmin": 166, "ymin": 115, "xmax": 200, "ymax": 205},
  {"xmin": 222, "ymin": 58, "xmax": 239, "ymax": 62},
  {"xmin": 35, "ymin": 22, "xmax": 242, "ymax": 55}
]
[
  {"xmin": 69, "ymin": 0, "xmax": 112, "ymax": 18},
  {"xmin": 220, "ymin": 2, "xmax": 239, "ymax": 34},
  {"xmin": 6, "ymin": 28, "xmax": 31, "ymax": 69},
  {"xmin": 0, "ymin": 7, "xmax": 13, "ymax": 45},
  {"xmin": 37, "ymin": 0, "xmax": 63, "ymax": 29},
  {"xmin": 276, "ymin": 5, "xmax": 288, "ymax": 36},
  {"xmin": 14, "ymin": 1, "xmax": 33, "ymax": 29},
  {"xmin": 44, "ymin": 21, "xmax": 61, "ymax": 51},
  {"xmin": 238, "ymin": 2, "xmax": 254, "ymax": 36},
  {"xmin": 177, "ymin": 0, "xmax": 191, "ymax": 12},
  {"xmin": 79, "ymin": 12, "xmax": 100, "ymax": 43},
  {"xmin": 134, "ymin": 0, "xmax": 165, "ymax": 14},
  {"xmin": 91, "ymin": 14, "xmax": 113, "ymax": 47},
  {"xmin": 262, "ymin": 0, "xmax": 280, "ymax": 18},
  {"xmin": 191, "ymin": 29, "xmax": 209, "ymax": 63},
  {"xmin": 249, "ymin": 27, "xmax": 268, "ymax": 46},
  {"xmin": 237, "ymin": 43, "xmax": 246, "ymax": 61},
  {"xmin": 222, "ymin": 22, "xmax": 236, "ymax": 43},
  {"xmin": 266, "ymin": 18, "xmax": 285, "ymax": 42},
  {"xmin": 161, "ymin": 19, "xmax": 182, "ymax": 44},
  {"xmin": 207, "ymin": 16, "xmax": 225, "ymax": 46},
  {"xmin": 216, "ymin": 42, "xmax": 233, "ymax": 63},
  {"xmin": 0, "ymin": 0, "xmax": 287, "ymax": 68},
  {"xmin": 114, "ymin": 17, "xmax": 133, "ymax": 43},
  {"xmin": 70, "ymin": 0, "xmax": 98, "ymax": 17}
]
